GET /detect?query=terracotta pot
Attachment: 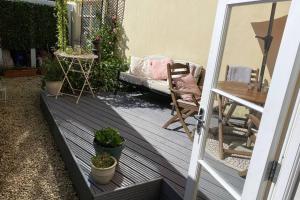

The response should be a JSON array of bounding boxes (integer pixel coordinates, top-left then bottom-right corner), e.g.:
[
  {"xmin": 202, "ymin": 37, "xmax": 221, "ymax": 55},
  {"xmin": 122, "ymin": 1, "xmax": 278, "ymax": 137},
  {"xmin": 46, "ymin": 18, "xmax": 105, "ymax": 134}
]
[
  {"xmin": 91, "ymin": 156, "xmax": 117, "ymax": 184},
  {"xmin": 46, "ymin": 81, "xmax": 63, "ymax": 95}
]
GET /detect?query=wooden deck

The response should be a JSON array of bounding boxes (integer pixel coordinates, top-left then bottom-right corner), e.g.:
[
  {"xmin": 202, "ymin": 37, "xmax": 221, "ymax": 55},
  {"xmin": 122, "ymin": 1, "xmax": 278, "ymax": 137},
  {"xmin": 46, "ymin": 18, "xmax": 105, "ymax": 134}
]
[{"xmin": 40, "ymin": 92, "xmax": 244, "ymax": 200}]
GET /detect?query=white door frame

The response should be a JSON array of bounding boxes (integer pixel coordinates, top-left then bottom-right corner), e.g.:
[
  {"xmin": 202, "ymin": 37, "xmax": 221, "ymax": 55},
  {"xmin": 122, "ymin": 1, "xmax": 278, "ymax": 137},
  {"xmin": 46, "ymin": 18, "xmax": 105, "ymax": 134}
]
[
  {"xmin": 184, "ymin": 0, "xmax": 300, "ymax": 199},
  {"xmin": 267, "ymin": 88, "xmax": 300, "ymax": 200}
]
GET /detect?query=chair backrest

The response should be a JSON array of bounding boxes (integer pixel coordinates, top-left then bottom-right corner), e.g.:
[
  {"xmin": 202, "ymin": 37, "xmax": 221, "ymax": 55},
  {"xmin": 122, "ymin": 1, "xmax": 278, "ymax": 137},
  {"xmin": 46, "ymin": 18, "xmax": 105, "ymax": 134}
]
[
  {"xmin": 167, "ymin": 63, "xmax": 190, "ymax": 91},
  {"xmin": 167, "ymin": 63, "xmax": 205, "ymax": 91},
  {"xmin": 225, "ymin": 65, "xmax": 259, "ymax": 83}
]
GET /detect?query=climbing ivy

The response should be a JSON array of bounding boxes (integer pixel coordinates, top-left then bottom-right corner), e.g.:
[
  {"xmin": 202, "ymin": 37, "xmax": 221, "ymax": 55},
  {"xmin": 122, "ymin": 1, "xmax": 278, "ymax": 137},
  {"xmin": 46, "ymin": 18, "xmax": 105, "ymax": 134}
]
[{"xmin": 55, "ymin": 0, "xmax": 68, "ymax": 51}]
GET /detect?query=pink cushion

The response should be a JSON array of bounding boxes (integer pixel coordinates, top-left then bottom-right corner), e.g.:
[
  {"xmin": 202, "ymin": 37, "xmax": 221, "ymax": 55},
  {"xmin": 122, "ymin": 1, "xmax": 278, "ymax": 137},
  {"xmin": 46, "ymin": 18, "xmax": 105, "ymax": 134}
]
[
  {"xmin": 149, "ymin": 58, "xmax": 173, "ymax": 80},
  {"xmin": 174, "ymin": 73, "xmax": 201, "ymax": 102}
]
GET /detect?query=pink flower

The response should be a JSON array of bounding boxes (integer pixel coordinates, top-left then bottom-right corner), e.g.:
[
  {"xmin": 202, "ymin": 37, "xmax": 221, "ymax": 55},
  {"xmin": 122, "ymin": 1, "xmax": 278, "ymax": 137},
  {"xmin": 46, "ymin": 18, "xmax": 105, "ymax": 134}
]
[{"xmin": 95, "ymin": 35, "xmax": 101, "ymax": 41}]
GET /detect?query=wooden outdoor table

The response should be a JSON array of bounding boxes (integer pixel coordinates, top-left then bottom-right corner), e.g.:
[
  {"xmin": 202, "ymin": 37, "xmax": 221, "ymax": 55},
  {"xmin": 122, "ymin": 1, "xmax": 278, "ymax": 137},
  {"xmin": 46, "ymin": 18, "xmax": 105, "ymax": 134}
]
[
  {"xmin": 217, "ymin": 81, "xmax": 267, "ymax": 104},
  {"xmin": 216, "ymin": 81, "xmax": 268, "ymax": 160}
]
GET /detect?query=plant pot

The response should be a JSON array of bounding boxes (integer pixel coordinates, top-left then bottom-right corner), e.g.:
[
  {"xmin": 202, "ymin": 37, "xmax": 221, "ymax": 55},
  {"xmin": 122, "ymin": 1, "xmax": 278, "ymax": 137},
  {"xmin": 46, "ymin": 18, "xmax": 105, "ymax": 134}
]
[
  {"xmin": 91, "ymin": 156, "xmax": 117, "ymax": 184},
  {"xmin": 92, "ymin": 39, "xmax": 101, "ymax": 62},
  {"xmin": 46, "ymin": 81, "xmax": 63, "ymax": 95},
  {"xmin": 93, "ymin": 137, "xmax": 125, "ymax": 161}
]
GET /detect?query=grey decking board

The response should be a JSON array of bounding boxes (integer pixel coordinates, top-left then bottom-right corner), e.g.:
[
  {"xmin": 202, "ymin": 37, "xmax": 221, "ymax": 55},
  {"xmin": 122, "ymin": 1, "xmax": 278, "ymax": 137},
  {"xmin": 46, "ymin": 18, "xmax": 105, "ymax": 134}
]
[
  {"xmin": 51, "ymin": 96, "xmax": 240, "ymax": 193},
  {"xmin": 66, "ymin": 96, "xmax": 193, "ymax": 155},
  {"xmin": 57, "ymin": 116, "xmax": 163, "ymax": 181},
  {"xmin": 41, "ymin": 93, "xmax": 244, "ymax": 200},
  {"xmin": 82, "ymin": 96, "xmax": 192, "ymax": 148},
  {"xmin": 51, "ymin": 97, "xmax": 241, "ymax": 195},
  {"xmin": 48, "ymin": 98, "xmax": 190, "ymax": 175},
  {"xmin": 40, "ymin": 95, "xmax": 95, "ymax": 199},
  {"xmin": 45, "ymin": 94, "xmax": 232, "ymax": 200},
  {"xmin": 48, "ymin": 94, "xmax": 237, "ymax": 198},
  {"xmin": 54, "ymin": 110, "xmax": 187, "ymax": 191},
  {"xmin": 57, "ymin": 112, "xmax": 187, "ymax": 188},
  {"xmin": 55, "ymin": 111, "xmax": 188, "ymax": 193},
  {"xmin": 53, "ymin": 97, "xmax": 190, "ymax": 161},
  {"xmin": 63, "ymin": 127, "xmax": 153, "ymax": 184},
  {"xmin": 93, "ymin": 178, "xmax": 162, "ymax": 200},
  {"xmin": 63, "ymin": 129, "xmax": 142, "ymax": 187}
]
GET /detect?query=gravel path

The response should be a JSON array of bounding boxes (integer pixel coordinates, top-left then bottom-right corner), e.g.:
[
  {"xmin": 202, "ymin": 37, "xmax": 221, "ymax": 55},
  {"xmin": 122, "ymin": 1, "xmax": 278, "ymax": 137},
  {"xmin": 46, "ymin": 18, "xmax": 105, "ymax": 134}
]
[{"xmin": 0, "ymin": 77, "xmax": 78, "ymax": 200}]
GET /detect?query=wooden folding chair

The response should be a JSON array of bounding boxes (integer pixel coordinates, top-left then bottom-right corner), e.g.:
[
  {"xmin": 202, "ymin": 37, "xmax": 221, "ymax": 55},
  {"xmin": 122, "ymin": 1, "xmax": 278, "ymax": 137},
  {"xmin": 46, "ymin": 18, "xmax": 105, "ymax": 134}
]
[
  {"xmin": 162, "ymin": 63, "xmax": 205, "ymax": 140},
  {"xmin": 246, "ymin": 114, "xmax": 261, "ymax": 147}
]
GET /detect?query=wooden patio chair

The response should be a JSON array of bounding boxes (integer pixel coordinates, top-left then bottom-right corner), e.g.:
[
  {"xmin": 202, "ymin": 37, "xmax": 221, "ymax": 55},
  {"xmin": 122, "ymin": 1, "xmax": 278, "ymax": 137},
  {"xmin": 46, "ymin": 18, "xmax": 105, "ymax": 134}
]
[
  {"xmin": 217, "ymin": 66, "xmax": 259, "ymax": 159},
  {"xmin": 246, "ymin": 114, "xmax": 261, "ymax": 147},
  {"xmin": 162, "ymin": 63, "xmax": 205, "ymax": 140},
  {"xmin": 222, "ymin": 65, "xmax": 259, "ymax": 125}
]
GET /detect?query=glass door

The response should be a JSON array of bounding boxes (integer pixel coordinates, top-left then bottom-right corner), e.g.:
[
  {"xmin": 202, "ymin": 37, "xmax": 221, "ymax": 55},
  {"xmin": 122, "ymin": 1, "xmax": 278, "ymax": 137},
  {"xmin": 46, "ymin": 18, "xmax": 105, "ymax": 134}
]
[{"xmin": 184, "ymin": 0, "xmax": 300, "ymax": 199}]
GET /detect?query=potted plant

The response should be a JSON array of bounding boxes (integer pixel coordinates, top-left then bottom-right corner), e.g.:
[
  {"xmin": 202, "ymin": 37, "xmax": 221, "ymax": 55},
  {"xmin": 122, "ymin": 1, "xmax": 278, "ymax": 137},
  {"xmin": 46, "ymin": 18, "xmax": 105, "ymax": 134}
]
[
  {"xmin": 43, "ymin": 58, "xmax": 63, "ymax": 95},
  {"xmin": 91, "ymin": 152, "xmax": 117, "ymax": 184},
  {"xmin": 93, "ymin": 127, "xmax": 125, "ymax": 161},
  {"xmin": 92, "ymin": 35, "xmax": 101, "ymax": 61}
]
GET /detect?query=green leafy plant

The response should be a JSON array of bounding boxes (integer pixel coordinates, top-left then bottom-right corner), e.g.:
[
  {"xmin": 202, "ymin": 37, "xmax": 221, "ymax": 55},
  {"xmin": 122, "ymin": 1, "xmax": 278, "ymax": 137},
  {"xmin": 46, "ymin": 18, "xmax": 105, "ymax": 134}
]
[
  {"xmin": 94, "ymin": 128, "xmax": 124, "ymax": 148},
  {"xmin": 43, "ymin": 58, "xmax": 63, "ymax": 81},
  {"xmin": 92, "ymin": 153, "xmax": 115, "ymax": 168},
  {"xmin": 55, "ymin": 0, "xmax": 68, "ymax": 51}
]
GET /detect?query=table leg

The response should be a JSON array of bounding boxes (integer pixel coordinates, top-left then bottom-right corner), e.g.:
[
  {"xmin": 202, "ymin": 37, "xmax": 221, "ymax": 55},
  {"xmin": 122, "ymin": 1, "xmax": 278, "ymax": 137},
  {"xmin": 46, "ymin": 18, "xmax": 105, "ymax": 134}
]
[
  {"xmin": 55, "ymin": 56, "xmax": 75, "ymax": 99},
  {"xmin": 84, "ymin": 58, "xmax": 95, "ymax": 98},
  {"xmin": 218, "ymin": 94, "xmax": 225, "ymax": 160}
]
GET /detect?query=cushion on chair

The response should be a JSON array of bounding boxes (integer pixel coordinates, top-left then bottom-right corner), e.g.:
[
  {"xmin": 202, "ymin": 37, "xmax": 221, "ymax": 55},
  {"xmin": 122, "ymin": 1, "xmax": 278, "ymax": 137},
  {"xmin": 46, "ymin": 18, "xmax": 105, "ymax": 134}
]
[
  {"xmin": 174, "ymin": 73, "xmax": 201, "ymax": 102},
  {"xmin": 149, "ymin": 58, "xmax": 173, "ymax": 80}
]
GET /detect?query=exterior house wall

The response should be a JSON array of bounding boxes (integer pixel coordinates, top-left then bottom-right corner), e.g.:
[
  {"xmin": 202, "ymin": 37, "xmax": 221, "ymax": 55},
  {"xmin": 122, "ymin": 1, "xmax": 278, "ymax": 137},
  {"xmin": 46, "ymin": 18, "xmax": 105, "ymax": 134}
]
[{"xmin": 122, "ymin": 0, "xmax": 290, "ymax": 81}]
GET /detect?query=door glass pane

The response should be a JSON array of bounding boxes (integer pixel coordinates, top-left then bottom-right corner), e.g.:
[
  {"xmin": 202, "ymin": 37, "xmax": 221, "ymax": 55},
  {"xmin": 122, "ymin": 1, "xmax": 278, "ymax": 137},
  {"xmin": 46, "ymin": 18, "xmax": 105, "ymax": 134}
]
[{"xmin": 202, "ymin": 2, "xmax": 290, "ymax": 198}]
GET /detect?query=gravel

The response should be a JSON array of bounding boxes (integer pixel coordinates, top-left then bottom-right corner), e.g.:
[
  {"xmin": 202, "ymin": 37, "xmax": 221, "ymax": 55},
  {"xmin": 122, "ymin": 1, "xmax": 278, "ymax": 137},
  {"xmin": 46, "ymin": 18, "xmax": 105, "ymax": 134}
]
[{"xmin": 0, "ymin": 77, "xmax": 78, "ymax": 200}]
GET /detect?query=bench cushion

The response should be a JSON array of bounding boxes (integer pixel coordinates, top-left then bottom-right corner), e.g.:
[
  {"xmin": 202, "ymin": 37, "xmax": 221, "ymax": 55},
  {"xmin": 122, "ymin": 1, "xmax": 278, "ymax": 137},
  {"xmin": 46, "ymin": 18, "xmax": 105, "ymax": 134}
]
[
  {"xmin": 119, "ymin": 72, "xmax": 147, "ymax": 86},
  {"xmin": 144, "ymin": 79, "xmax": 170, "ymax": 94}
]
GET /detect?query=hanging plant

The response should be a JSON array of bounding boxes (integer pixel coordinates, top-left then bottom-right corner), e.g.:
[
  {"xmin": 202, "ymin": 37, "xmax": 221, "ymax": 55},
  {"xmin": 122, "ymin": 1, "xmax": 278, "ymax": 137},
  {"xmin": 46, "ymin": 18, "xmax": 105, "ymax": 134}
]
[{"xmin": 55, "ymin": 0, "xmax": 68, "ymax": 51}]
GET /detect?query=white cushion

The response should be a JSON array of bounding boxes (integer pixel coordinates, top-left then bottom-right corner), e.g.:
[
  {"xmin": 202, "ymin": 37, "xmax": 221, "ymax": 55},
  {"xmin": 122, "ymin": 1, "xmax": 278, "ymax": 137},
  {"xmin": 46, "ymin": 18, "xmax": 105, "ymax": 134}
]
[
  {"xmin": 144, "ymin": 79, "xmax": 170, "ymax": 94},
  {"xmin": 129, "ymin": 56, "xmax": 145, "ymax": 77},
  {"xmin": 119, "ymin": 72, "xmax": 147, "ymax": 86}
]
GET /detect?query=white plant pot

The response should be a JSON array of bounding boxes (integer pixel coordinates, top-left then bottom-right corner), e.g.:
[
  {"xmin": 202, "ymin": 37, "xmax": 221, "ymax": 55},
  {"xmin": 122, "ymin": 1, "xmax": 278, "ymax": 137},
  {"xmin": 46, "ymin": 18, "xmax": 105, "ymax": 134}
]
[
  {"xmin": 91, "ymin": 156, "xmax": 117, "ymax": 184},
  {"xmin": 46, "ymin": 81, "xmax": 63, "ymax": 95}
]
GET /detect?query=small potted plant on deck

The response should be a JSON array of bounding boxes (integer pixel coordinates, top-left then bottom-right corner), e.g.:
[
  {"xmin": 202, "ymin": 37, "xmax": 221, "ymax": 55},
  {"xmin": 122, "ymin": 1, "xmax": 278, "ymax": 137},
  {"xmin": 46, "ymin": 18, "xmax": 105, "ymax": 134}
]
[
  {"xmin": 43, "ymin": 58, "xmax": 63, "ymax": 95},
  {"xmin": 91, "ymin": 152, "xmax": 117, "ymax": 184},
  {"xmin": 93, "ymin": 127, "xmax": 125, "ymax": 161}
]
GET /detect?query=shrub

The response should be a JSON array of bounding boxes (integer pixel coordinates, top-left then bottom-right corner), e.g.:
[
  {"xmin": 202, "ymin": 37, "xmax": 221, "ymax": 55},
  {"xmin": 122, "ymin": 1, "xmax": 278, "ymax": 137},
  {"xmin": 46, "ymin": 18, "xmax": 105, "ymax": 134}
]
[
  {"xmin": 0, "ymin": 0, "xmax": 56, "ymax": 50},
  {"xmin": 92, "ymin": 153, "xmax": 115, "ymax": 168},
  {"xmin": 43, "ymin": 58, "xmax": 63, "ymax": 81},
  {"xmin": 94, "ymin": 128, "xmax": 124, "ymax": 148}
]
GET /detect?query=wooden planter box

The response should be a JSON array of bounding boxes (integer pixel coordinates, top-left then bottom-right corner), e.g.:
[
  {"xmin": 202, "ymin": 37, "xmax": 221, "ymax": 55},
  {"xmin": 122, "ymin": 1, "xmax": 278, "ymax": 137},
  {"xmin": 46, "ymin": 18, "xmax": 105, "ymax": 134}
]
[{"xmin": 4, "ymin": 68, "xmax": 38, "ymax": 78}]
